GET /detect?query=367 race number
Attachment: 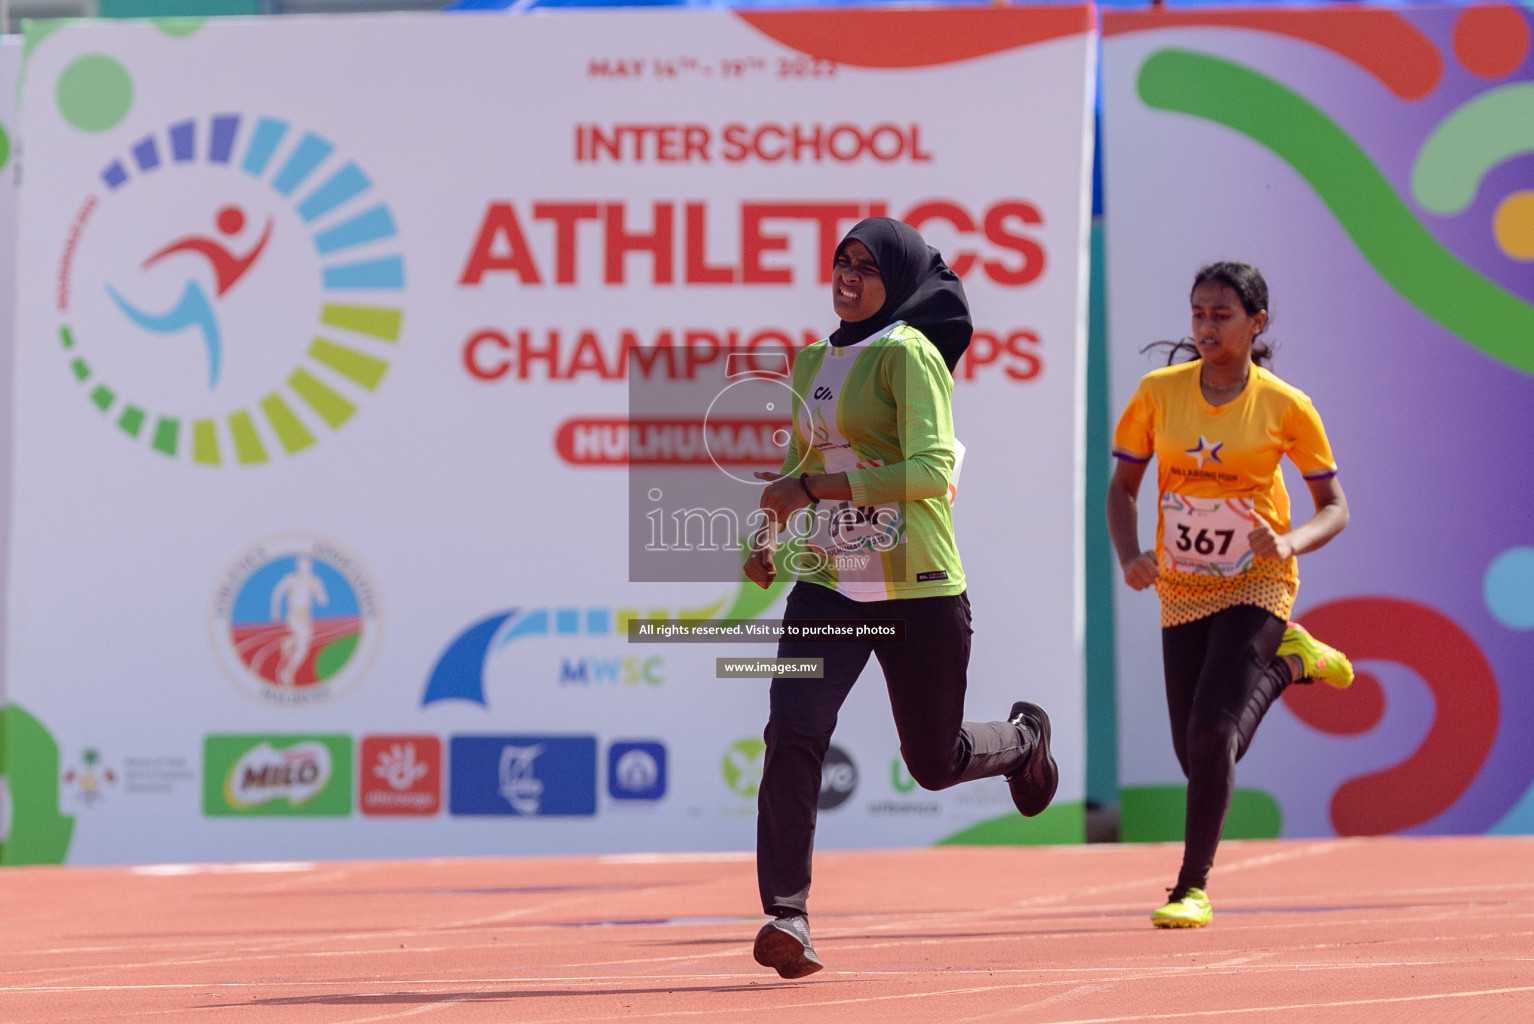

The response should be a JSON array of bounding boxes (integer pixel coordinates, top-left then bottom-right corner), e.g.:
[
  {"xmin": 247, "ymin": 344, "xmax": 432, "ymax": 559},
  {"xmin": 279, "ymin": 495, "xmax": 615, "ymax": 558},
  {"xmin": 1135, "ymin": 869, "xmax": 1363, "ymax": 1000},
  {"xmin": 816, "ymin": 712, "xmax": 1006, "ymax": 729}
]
[
  {"xmin": 1159, "ymin": 495, "xmax": 1258, "ymax": 577},
  {"xmin": 1173, "ymin": 524, "xmax": 1235, "ymax": 557}
]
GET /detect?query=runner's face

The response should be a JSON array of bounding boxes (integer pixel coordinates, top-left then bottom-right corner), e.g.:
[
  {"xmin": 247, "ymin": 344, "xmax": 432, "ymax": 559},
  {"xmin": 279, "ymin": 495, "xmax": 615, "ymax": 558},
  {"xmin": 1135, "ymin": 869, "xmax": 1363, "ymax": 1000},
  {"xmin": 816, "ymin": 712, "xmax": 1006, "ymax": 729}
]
[
  {"xmin": 832, "ymin": 240, "xmax": 886, "ymax": 322},
  {"xmin": 1190, "ymin": 281, "xmax": 1267, "ymax": 366}
]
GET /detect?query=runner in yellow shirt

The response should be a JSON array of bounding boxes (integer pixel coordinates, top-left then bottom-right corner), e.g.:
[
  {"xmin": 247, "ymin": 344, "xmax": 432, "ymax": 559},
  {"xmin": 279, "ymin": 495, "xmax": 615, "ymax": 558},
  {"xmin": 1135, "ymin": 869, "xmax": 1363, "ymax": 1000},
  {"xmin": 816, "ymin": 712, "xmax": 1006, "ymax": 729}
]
[{"xmin": 1107, "ymin": 262, "xmax": 1354, "ymax": 928}]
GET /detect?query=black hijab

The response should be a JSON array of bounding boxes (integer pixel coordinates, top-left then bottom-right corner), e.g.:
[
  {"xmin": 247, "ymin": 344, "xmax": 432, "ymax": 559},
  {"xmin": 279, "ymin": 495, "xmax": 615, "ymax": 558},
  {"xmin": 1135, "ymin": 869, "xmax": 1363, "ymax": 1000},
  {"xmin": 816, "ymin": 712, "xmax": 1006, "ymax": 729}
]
[{"xmin": 826, "ymin": 217, "xmax": 973, "ymax": 373}]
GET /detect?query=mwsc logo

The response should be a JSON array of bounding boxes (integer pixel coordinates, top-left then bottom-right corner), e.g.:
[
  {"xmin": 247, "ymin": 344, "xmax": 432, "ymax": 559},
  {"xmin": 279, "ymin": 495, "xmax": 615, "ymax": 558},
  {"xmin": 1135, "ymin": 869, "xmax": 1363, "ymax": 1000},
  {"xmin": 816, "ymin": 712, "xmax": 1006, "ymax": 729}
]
[
  {"xmin": 421, "ymin": 602, "xmax": 721, "ymax": 707},
  {"xmin": 56, "ymin": 112, "xmax": 404, "ymax": 465},
  {"xmin": 418, "ymin": 578, "xmax": 784, "ymax": 708}
]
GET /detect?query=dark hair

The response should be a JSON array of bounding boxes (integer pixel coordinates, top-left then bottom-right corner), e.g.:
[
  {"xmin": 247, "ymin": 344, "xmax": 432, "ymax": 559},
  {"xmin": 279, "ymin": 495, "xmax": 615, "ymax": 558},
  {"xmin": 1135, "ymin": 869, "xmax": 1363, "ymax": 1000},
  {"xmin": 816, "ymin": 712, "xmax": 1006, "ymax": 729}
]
[{"xmin": 1143, "ymin": 261, "xmax": 1275, "ymax": 367}]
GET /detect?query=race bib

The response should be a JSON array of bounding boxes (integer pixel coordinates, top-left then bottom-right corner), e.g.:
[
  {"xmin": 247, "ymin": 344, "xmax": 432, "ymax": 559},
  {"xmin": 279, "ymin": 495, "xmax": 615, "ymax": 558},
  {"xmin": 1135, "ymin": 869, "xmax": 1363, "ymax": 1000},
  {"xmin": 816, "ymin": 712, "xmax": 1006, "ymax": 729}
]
[
  {"xmin": 797, "ymin": 464, "xmax": 907, "ymax": 595},
  {"xmin": 1159, "ymin": 493, "xmax": 1258, "ymax": 577},
  {"xmin": 820, "ymin": 494, "xmax": 905, "ymax": 557}
]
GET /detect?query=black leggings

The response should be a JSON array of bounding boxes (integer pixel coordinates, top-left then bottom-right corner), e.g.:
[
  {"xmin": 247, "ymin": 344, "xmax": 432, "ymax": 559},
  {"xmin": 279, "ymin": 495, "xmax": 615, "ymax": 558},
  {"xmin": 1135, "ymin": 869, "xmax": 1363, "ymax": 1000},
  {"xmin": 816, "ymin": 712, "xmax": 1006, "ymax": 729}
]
[
  {"xmin": 757, "ymin": 581, "xmax": 1031, "ymax": 917},
  {"xmin": 1161, "ymin": 604, "xmax": 1291, "ymax": 892}
]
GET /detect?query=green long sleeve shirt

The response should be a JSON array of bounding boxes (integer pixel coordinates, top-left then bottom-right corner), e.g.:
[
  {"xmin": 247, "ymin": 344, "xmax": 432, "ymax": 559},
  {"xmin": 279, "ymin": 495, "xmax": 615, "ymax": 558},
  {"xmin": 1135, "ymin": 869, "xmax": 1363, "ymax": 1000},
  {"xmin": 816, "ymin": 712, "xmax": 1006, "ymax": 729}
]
[{"xmin": 777, "ymin": 323, "xmax": 966, "ymax": 601}]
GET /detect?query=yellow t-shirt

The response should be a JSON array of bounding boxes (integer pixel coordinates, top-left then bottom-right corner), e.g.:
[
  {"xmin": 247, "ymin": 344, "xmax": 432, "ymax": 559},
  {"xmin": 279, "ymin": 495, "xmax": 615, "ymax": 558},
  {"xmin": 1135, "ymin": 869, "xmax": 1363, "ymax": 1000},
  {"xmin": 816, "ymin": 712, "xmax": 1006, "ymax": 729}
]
[{"xmin": 1113, "ymin": 361, "xmax": 1337, "ymax": 627}]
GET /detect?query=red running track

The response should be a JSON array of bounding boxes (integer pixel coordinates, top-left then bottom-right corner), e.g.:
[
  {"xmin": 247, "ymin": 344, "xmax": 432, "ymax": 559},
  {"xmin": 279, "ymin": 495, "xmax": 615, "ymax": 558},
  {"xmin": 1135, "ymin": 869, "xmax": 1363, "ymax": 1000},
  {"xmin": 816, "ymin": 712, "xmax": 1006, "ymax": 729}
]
[{"xmin": 1, "ymin": 836, "xmax": 1531, "ymax": 1023}]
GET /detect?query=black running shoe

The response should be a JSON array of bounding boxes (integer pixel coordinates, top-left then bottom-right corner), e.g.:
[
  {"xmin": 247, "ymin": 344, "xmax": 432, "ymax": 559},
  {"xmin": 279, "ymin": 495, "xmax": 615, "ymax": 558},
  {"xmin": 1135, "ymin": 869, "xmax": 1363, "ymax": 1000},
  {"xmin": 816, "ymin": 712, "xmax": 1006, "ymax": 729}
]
[
  {"xmin": 1005, "ymin": 701, "xmax": 1058, "ymax": 817},
  {"xmin": 752, "ymin": 914, "xmax": 824, "ymax": 979}
]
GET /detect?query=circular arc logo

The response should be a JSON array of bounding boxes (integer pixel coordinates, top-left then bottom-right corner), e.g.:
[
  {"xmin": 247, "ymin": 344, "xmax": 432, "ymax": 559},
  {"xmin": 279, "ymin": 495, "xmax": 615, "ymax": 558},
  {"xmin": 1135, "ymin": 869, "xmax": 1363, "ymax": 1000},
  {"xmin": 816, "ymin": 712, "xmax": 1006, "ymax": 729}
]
[{"xmin": 57, "ymin": 112, "xmax": 405, "ymax": 466}]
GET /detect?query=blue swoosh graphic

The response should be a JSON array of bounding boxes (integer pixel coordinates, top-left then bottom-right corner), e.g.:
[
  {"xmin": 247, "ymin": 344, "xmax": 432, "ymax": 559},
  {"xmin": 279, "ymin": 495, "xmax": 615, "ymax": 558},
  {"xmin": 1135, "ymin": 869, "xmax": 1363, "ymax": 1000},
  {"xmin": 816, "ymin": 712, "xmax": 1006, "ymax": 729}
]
[{"xmin": 420, "ymin": 610, "xmax": 515, "ymax": 707}]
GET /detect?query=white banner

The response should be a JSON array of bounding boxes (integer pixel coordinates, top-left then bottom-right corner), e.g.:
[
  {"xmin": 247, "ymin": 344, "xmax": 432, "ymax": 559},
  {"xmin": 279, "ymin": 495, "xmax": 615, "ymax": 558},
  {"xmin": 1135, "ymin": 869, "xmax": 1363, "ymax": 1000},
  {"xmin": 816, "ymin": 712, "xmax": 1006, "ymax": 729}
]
[{"xmin": 9, "ymin": 10, "xmax": 1094, "ymax": 864}]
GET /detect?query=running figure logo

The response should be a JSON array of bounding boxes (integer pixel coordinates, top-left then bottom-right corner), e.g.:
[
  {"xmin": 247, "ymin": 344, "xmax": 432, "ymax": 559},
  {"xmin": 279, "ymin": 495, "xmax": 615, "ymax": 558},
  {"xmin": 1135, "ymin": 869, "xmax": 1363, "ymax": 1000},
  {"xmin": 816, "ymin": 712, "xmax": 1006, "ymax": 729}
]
[
  {"xmin": 55, "ymin": 112, "xmax": 406, "ymax": 466},
  {"xmin": 211, "ymin": 535, "xmax": 381, "ymax": 708},
  {"xmin": 105, "ymin": 205, "xmax": 273, "ymax": 390},
  {"xmin": 269, "ymin": 554, "xmax": 329, "ymax": 689}
]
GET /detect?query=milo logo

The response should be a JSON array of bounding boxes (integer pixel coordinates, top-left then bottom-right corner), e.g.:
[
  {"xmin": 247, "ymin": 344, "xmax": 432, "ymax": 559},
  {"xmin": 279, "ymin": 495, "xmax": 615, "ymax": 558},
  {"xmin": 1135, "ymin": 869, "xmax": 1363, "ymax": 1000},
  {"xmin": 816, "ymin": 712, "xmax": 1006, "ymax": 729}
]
[{"xmin": 203, "ymin": 734, "xmax": 351, "ymax": 816}]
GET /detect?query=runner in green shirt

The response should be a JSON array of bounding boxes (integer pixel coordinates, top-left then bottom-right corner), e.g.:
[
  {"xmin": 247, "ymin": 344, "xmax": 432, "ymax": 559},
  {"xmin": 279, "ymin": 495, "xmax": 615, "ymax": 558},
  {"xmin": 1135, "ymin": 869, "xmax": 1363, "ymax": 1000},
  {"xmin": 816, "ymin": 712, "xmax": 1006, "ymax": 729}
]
[{"xmin": 744, "ymin": 218, "xmax": 1059, "ymax": 979}]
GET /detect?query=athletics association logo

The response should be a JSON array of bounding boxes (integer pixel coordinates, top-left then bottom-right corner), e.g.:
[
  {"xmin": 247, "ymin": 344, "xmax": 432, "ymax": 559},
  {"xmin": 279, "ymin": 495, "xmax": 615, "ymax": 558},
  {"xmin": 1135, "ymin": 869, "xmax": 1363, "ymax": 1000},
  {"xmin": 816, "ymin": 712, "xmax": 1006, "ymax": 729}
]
[
  {"xmin": 211, "ymin": 536, "xmax": 381, "ymax": 708},
  {"xmin": 56, "ymin": 113, "xmax": 405, "ymax": 466}
]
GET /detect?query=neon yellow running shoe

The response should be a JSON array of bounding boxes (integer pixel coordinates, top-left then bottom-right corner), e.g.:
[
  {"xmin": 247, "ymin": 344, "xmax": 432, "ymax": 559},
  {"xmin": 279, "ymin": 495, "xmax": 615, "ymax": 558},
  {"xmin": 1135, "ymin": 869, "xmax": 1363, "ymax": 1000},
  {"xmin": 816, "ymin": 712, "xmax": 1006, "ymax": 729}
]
[
  {"xmin": 1151, "ymin": 887, "xmax": 1213, "ymax": 928},
  {"xmin": 1278, "ymin": 623, "xmax": 1354, "ymax": 689}
]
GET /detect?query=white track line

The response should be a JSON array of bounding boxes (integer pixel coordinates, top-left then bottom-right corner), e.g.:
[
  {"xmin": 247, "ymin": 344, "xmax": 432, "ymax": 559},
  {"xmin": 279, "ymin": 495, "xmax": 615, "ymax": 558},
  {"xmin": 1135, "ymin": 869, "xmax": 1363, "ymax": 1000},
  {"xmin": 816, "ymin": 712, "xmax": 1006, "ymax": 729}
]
[
  {"xmin": 1018, "ymin": 984, "xmax": 1534, "ymax": 1024},
  {"xmin": 329, "ymin": 995, "xmax": 479, "ymax": 1024},
  {"xmin": 308, "ymin": 979, "xmax": 1534, "ymax": 1024},
  {"xmin": 12, "ymin": 912, "xmax": 1532, "ymax": 986},
  {"xmin": 6, "ymin": 954, "xmax": 1531, "ymax": 996},
  {"xmin": 20, "ymin": 974, "xmax": 1532, "ymax": 1024}
]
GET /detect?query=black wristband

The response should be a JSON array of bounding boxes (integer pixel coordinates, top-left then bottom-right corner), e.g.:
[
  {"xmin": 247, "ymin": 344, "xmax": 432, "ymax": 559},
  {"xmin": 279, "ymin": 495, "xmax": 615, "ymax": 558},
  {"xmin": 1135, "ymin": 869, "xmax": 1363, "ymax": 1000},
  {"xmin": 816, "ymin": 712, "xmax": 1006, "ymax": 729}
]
[{"xmin": 799, "ymin": 473, "xmax": 818, "ymax": 505}]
